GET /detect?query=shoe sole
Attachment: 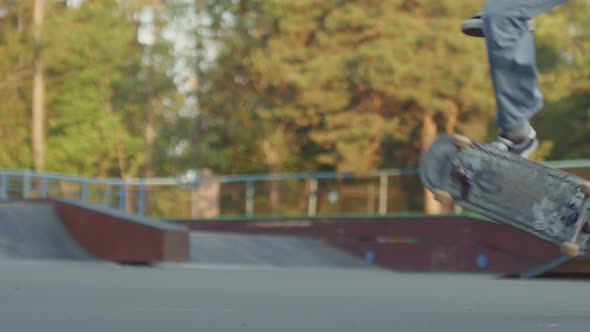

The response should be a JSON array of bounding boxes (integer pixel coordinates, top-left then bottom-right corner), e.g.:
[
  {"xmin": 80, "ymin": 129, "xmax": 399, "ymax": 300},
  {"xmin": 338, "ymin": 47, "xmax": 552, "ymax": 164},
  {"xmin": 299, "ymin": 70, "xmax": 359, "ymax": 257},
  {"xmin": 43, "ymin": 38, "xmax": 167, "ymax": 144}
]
[
  {"xmin": 519, "ymin": 139, "xmax": 539, "ymax": 159},
  {"xmin": 461, "ymin": 19, "xmax": 536, "ymax": 38},
  {"xmin": 462, "ymin": 20, "xmax": 484, "ymax": 37}
]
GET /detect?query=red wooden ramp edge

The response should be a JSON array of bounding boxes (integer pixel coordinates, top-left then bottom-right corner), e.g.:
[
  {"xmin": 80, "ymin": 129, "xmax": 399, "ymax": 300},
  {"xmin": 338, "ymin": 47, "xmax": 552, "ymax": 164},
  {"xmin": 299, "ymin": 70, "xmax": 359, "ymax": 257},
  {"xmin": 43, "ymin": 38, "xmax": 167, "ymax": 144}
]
[
  {"xmin": 52, "ymin": 199, "xmax": 190, "ymax": 263},
  {"xmin": 170, "ymin": 215, "xmax": 580, "ymax": 276}
]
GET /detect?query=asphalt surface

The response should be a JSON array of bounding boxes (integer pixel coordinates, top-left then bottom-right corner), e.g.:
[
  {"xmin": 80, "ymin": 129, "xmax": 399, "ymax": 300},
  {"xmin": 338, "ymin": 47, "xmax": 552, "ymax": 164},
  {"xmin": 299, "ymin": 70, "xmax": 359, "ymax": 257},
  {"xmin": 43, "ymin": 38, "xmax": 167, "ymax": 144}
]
[
  {"xmin": 0, "ymin": 261, "xmax": 588, "ymax": 332},
  {"xmin": 0, "ymin": 202, "xmax": 587, "ymax": 331}
]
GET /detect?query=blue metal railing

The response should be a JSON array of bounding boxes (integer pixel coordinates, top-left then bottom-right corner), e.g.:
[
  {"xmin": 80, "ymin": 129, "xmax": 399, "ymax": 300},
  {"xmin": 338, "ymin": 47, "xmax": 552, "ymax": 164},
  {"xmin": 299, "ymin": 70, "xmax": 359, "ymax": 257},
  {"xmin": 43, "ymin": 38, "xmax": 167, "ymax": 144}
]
[
  {"xmin": 0, "ymin": 169, "xmax": 131, "ymax": 211},
  {"xmin": 0, "ymin": 167, "xmax": 421, "ymax": 217},
  {"xmin": 1, "ymin": 158, "xmax": 590, "ymax": 218}
]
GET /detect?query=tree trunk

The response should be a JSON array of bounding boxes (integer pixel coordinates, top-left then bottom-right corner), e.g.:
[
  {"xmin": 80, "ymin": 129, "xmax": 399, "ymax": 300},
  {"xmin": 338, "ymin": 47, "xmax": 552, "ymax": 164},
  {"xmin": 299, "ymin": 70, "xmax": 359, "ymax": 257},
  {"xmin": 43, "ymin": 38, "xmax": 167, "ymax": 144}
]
[
  {"xmin": 145, "ymin": 99, "xmax": 155, "ymax": 177},
  {"xmin": 269, "ymin": 165, "xmax": 280, "ymax": 215},
  {"xmin": 262, "ymin": 139, "xmax": 281, "ymax": 215},
  {"xmin": 142, "ymin": 0, "xmax": 161, "ymax": 217},
  {"xmin": 144, "ymin": 0, "xmax": 160, "ymax": 179},
  {"xmin": 106, "ymin": 96, "xmax": 131, "ymax": 212},
  {"xmin": 103, "ymin": 70, "xmax": 127, "ymax": 179},
  {"xmin": 444, "ymin": 99, "xmax": 458, "ymax": 134},
  {"xmin": 17, "ymin": 3, "xmax": 25, "ymax": 33},
  {"xmin": 32, "ymin": 0, "xmax": 45, "ymax": 171},
  {"xmin": 421, "ymin": 112, "xmax": 441, "ymax": 215},
  {"xmin": 104, "ymin": 69, "xmax": 130, "ymax": 212}
]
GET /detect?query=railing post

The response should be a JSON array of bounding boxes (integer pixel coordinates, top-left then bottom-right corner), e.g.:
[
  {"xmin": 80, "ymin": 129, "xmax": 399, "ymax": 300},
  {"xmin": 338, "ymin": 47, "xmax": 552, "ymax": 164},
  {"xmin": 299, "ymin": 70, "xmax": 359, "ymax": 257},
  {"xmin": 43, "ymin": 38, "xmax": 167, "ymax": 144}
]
[
  {"xmin": 379, "ymin": 173, "xmax": 388, "ymax": 215},
  {"xmin": 119, "ymin": 181, "xmax": 126, "ymax": 211},
  {"xmin": 104, "ymin": 184, "xmax": 112, "ymax": 206},
  {"xmin": 245, "ymin": 181, "xmax": 254, "ymax": 217},
  {"xmin": 81, "ymin": 180, "xmax": 89, "ymax": 201},
  {"xmin": 41, "ymin": 177, "xmax": 49, "ymax": 199},
  {"xmin": 190, "ymin": 184, "xmax": 197, "ymax": 218},
  {"xmin": 23, "ymin": 172, "xmax": 30, "ymax": 200},
  {"xmin": 138, "ymin": 181, "xmax": 145, "ymax": 216},
  {"xmin": 1, "ymin": 174, "xmax": 7, "ymax": 201},
  {"xmin": 308, "ymin": 178, "xmax": 318, "ymax": 217}
]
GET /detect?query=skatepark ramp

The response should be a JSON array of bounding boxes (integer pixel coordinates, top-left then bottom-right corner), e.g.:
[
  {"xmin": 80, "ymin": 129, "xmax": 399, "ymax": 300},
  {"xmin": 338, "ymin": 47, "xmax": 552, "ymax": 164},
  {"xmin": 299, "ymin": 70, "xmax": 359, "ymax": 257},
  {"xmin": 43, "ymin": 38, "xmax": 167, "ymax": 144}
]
[
  {"xmin": 0, "ymin": 200, "xmax": 369, "ymax": 268},
  {"xmin": 0, "ymin": 200, "xmax": 190, "ymax": 263},
  {"xmin": 2, "ymin": 199, "xmax": 586, "ymax": 275},
  {"xmin": 53, "ymin": 199, "xmax": 189, "ymax": 263},
  {"xmin": 187, "ymin": 232, "xmax": 371, "ymax": 268},
  {"xmin": 0, "ymin": 202, "xmax": 94, "ymax": 260}
]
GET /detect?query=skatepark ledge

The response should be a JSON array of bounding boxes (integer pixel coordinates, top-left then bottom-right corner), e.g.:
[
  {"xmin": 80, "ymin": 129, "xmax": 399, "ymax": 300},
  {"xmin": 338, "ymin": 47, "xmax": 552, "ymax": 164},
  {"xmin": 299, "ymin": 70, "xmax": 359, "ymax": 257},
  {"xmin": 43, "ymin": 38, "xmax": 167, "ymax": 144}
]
[{"xmin": 0, "ymin": 199, "xmax": 190, "ymax": 263}]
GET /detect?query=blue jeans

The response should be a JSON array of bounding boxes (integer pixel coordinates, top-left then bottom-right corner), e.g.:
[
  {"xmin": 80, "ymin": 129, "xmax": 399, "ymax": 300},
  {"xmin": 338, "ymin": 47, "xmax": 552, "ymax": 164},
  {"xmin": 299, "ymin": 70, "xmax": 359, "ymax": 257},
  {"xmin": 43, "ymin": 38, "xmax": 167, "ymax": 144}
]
[{"xmin": 482, "ymin": 0, "xmax": 567, "ymax": 131}]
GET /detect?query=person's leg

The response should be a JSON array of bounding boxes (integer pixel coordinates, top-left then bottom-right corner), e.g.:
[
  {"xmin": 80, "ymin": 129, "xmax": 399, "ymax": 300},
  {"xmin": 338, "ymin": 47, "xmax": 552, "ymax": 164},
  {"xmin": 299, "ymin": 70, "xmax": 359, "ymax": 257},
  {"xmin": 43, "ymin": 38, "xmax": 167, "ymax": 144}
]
[{"xmin": 481, "ymin": 0, "xmax": 567, "ymax": 157}]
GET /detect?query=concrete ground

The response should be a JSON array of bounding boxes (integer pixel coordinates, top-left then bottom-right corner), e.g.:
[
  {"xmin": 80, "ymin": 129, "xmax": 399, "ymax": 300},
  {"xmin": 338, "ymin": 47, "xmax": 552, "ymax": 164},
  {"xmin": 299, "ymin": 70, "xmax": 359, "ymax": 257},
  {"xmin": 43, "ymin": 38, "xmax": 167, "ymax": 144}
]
[{"xmin": 0, "ymin": 261, "xmax": 588, "ymax": 332}]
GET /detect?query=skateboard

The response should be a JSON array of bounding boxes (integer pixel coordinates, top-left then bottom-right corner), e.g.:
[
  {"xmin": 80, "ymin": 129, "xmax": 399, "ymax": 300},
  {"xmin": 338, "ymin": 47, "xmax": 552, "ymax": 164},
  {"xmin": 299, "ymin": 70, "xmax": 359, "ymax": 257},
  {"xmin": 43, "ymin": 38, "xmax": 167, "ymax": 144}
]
[{"xmin": 419, "ymin": 134, "xmax": 590, "ymax": 257}]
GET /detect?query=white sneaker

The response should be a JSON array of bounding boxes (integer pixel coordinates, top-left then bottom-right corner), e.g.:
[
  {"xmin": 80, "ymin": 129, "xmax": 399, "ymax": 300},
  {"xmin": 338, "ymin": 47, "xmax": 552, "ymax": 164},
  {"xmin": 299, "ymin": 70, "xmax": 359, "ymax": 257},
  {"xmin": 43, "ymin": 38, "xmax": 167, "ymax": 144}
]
[{"xmin": 489, "ymin": 129, "xmax": 539, "ymax": 159}]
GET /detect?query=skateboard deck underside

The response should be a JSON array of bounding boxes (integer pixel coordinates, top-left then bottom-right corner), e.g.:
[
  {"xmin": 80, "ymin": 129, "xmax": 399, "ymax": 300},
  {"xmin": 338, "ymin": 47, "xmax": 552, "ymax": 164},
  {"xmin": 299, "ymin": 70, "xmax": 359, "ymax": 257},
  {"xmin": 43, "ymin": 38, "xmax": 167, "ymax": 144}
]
[{"xmin": 419, "ymin": 135, "xmax": 590, "ymax": 252}]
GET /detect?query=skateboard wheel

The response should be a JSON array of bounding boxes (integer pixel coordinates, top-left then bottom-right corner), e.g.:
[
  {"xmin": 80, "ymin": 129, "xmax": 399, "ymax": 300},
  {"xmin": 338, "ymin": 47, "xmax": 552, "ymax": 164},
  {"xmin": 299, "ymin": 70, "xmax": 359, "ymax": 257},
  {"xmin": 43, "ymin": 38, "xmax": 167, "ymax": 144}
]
[
  {"xmin": 451, "ymin": 134, "xmax": 471, "ymax": 149},
  {"xmin": 560, "ymin": 241, "xmax": 580, "ymax": 257},
  {"xmin": 433, "ymin": 190, "xmax": 453, "ymax": 205},
  {"xmin": 582, "ymin": 181, "xmax": 590, "ymax": 195}
]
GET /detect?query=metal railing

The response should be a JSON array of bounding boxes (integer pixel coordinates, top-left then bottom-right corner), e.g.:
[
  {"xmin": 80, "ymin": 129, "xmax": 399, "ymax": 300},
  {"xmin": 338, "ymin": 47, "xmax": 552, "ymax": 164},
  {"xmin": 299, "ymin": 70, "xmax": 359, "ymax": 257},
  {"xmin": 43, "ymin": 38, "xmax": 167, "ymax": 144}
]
[{"xmin": 2, "ymin": 159, "xmax": 590, "ymax": 219}]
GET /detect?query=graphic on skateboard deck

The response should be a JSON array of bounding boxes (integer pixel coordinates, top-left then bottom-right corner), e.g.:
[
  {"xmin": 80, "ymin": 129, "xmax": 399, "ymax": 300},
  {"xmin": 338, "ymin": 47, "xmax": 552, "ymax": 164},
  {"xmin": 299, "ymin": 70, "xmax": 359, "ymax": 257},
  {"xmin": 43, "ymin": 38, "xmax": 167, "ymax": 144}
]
[{"xmin": 419, "ymin": 134, "xmax": 590, "ymax": 257}]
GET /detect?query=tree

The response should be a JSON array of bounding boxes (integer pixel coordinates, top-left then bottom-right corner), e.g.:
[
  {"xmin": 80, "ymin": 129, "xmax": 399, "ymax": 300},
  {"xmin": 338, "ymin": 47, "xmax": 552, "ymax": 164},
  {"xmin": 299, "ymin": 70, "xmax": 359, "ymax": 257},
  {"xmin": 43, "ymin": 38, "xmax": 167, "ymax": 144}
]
[
  {"xmin": 532, "ymin": 0, "xmax": 590, "ymax": 161},
  {"xmin": 42, "ymin": 0, "xmax": 147, "ymax": 177},
  {"xmin": 0, "ymin": 1, "xmax": 33, "ymax": 169},
  {"xmin": 32, "ymin": 0, "xmax": 45, "ymax": 171},
  {"xmin": 193, "ymin": 0, "xmax": 496, "ymax": 213}
]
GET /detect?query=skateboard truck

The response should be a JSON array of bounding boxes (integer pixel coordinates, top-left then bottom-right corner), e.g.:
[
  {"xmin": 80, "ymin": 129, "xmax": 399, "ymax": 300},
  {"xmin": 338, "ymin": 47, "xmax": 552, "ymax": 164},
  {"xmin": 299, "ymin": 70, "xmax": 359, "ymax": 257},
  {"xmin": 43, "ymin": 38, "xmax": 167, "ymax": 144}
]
[
  {"xmin": 565, "ymin": 201, "xmax": 580, "ymax": 227},
  {"xmin": 451, "ymin": 160, "xmax": 480, "ymax": 200},
  {"xmin": 448, "ymin": 134, "xmax": 479, "ymax": 200},
  {"xmin": 561, "ymin": 181, "xmax": 590, "ymax": 257}
]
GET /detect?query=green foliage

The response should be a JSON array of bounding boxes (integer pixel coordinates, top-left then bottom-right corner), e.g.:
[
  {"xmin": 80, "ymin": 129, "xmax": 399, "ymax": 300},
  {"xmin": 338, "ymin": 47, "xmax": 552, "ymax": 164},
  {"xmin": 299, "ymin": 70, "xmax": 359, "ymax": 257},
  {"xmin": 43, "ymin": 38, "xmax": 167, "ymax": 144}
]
[
  {"xmin": 0, "ymin": 0, "xmax": 182, "ymax": 178},
  {"xmin": 0, "ymin": 0, "xmax": 589, "ymax": 183},
  {"xmin": 194, "ymin": 0, "xmax": 495, "ymax": 174},
  {"xmin": 0, "ymin": 1, "xmax": 33, "ymax": 168},
  {"xmin": 532, "ymin": 0, "xmax": 590, "ymax": 160},
  {"xmin": 41, "ymin": 1, "xmax": 144, "ymax": 176}
]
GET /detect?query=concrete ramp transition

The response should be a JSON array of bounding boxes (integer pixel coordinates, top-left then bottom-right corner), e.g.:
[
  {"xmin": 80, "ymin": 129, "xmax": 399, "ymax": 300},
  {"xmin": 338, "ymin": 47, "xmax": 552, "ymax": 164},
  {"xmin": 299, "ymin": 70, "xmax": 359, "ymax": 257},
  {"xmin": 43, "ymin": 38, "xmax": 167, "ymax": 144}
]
[
  {"xmin": 0, "ymin": 200, "xmax": 190, "ymax": 264},
  {"xmin": 188, "ymin": 232, "xmax": 371, "ymax": 268},
  {"xmin": 0, "ymin": 200, "xmax": 369, "ymax": 269},
  {"xmin": 0, "ymin": 202, "xmax": 94, "ymax": 260},
  {"xmin": 2, "ymin": 199, "xmax": 587, "ymax": 276}
]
